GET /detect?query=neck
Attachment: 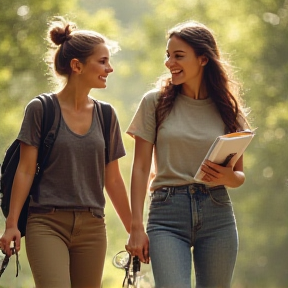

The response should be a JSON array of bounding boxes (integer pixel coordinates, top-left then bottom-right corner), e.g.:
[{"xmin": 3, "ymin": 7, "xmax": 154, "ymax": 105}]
[
  {"xmin": 181, "ymin": 83, "xmax": 208, "ymax": 100},
  {"xmin": 56, "ymin": 83, "xmax": 92, "ymax": 111}
]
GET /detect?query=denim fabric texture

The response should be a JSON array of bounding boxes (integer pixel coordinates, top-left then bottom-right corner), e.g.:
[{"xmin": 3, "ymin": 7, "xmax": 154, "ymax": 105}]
[{"xmin": 147, "ymin": 184, "xmax": 238, "ymax": 288}]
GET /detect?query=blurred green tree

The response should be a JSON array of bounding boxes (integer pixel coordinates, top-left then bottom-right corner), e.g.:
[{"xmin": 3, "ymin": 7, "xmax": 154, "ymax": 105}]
[{"xmin": 1, "ymin": 0, "xmax": 287, "ymax": 287}]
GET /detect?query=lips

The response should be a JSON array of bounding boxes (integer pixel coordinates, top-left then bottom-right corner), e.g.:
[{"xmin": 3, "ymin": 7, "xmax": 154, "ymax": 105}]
[{"xmin": 99, "ymin": 75, "xmax": 107, "ymax": 81}]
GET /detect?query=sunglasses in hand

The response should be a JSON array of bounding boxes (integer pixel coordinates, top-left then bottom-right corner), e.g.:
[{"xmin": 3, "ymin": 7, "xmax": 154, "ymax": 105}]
[
  {"xmin": 113, "ymin": 250, "xmax": 141, "ymax": 288},
  {"xmin": 0, "ymin": 242, "xmax": 20, "ymax": 278}
]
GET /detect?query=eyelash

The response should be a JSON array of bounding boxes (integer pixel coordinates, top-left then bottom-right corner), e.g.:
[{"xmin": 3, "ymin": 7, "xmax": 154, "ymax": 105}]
[{"xmin": 165, "ymin": 54, "xmax": 183, "ymax": 60}]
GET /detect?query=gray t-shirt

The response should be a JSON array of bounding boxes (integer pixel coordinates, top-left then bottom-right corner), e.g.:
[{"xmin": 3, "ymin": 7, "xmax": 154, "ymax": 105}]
[
  {"xmin": 18, "ymin": 95, "xmax": 125, "ymax": 216},
  {"xmin": 127, "ymin": 89, "xmax": 226, "ymax": 191}
]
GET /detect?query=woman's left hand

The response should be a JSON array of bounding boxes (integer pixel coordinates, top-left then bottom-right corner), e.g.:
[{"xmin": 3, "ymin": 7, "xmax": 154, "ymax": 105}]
[{"xmin": 200, "ymin": 158, "xmax": 245, "ymax": 188}]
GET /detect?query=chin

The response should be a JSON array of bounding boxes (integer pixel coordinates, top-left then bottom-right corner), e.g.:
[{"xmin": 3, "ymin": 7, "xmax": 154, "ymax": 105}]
[
  {"xmin": 171, "ymin": 79, "xmax": 182, "ymax": 85},
  {"xmin": 95, "ymin": 83, "xmax": 106, "ymax": 89}
]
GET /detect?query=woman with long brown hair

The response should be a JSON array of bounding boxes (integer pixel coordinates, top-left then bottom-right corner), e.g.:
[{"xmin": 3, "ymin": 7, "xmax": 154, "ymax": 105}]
[{"xmin": 126, "ymin": 21, "xmax": 250, "ymax": 288}]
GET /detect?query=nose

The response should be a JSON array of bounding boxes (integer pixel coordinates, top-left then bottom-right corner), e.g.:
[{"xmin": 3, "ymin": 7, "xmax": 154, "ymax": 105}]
[
  {"xmin": 165, "ymin": 57, "xmax": 173, "ymax": 69},
  {"xmin": 105, "ymin": 64, "xmax": 113, "ymax": 73}
]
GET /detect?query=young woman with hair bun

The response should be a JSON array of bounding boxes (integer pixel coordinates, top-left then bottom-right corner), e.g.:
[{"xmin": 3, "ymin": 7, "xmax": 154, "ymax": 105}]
[{"xmin": 0, "ymin": 17, "xmax": 131, "ymax": 288}]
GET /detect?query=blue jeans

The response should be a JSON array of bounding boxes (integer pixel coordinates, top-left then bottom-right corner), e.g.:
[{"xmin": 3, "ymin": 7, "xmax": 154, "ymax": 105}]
[{"xmin": 147, "ymin": 184, "xmax": 238, "ymax": 288}]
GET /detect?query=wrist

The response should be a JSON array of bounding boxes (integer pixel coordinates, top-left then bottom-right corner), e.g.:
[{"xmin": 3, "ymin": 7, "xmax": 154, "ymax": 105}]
[
  {"xmin": 6, "ymin": 217, "xmax": 18, "ymax": 229},
  {"xmin": 131, "ymin": 221, "xmax": 145, "ymax": 231}
]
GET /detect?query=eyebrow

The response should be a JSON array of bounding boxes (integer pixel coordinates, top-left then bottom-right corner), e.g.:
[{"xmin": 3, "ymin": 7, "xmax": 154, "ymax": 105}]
[{"xmin": 166, "ymin": 49, "xmax": 186, "ymax": 54}]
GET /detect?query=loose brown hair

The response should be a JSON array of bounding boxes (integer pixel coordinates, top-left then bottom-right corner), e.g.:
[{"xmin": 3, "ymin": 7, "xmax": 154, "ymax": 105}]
[{"xmin": 155, "ymin": 21, "xmax": 249, "ymax": 133}]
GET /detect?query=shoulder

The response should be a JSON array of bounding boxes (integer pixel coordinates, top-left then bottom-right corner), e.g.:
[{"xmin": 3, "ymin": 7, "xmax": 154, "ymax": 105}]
[
  {"xmin": 142, "ymin": 89, "xmax": 160, "ymax": 103},
  {"xmin": 24, "ymin": 96, "xmax": 43, "ymax": 114},
  {"xmin": 136, "ymin": 89, "xmax": 160, "ymax": 111},
  {"xmin": 89, "ymin": 97, "xmax": 116, "ymax": 116},
  {"xmin": 26, "ymin": 97, "xmax": 42, "ymax": 108}
]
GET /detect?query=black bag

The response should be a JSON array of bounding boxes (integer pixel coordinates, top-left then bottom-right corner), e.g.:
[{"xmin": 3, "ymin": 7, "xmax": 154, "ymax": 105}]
[
  {"xmin": 0, "ymin": 94, "xmax": 112, "ymax": 237},
  {"xmin": 0, "ymin": 93, "xmax": 60, "ymax": 236}
]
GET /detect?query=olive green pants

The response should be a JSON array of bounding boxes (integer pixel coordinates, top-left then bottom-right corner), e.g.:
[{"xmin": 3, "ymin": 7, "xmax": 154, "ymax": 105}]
[{"xmin": 26, "ymin": 209, "xmax": 107, "ymax": 288}]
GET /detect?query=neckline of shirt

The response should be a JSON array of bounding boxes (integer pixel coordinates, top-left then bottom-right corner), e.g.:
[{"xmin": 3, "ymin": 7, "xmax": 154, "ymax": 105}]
[
  {"xmin": 177, "ymin": 93, "xmax": 213, "ymax": 106},
  {"xmin": 54, "ymin": 95, "xmax": 96, "ymax": 138}
]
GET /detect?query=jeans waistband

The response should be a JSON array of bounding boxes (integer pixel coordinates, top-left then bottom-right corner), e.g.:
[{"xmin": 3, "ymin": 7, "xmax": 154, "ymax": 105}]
[
  {"xmin": 29, "ymin": 206, "xmax": 100, "ymax": 214},
  {"xmin": 154, "ymin": 184, "xmax": 225, "ymax": 195}
]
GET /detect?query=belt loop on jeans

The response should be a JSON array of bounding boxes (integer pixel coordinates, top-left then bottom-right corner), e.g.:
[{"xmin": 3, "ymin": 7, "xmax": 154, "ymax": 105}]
[{"xmin": 169, "ymin": 186, "xmax": 174, "ymax": 196}]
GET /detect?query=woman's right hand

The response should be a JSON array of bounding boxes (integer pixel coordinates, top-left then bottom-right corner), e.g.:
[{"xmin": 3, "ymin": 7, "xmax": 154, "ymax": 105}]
[
  {"xmin": 0, "ymin": 226, "xmax": 21, "ymax": 256},
  {"xmin": 126, "ymin": 225, "xmax": 150, "ymax": 264}
]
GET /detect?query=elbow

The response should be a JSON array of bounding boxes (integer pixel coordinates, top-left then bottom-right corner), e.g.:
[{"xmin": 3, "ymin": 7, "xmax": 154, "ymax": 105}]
[{"xmin": 229, "ymin": 172, "xmax": 246, "ymax": 188}]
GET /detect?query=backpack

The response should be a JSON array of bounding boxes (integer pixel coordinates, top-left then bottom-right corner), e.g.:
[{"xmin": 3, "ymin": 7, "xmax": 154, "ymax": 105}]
[{"xmin": 0, "ymin": 94, "xmax": 112, "ymax": 237}]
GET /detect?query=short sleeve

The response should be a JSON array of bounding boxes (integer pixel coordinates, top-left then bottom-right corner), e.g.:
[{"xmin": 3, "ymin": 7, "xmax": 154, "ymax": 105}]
[
  {"xmin": 126, "ymin": 89, "xmax": 159, "ymax": 144},
  {"xmin": 108, "ymin": 106, "xmax": 126, "ymax": 162},
  {"xmin": 17, "ymin": 98, "xmax": 43, "ymax": 148}
]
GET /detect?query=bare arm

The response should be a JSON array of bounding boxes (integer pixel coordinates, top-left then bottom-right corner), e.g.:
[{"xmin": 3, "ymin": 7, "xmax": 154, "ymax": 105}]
[
  {"xmin": 0, "ymin": 142, "xmax": 38, "ymax": 255},
  {"xmin": 125, "ymin": 136, "xmax": 153, "ymax": 263},
  {"xmin": 105, "ymin": 159, "xmax": 131, "ymax": 234},
  {"xmin": 200, "ymin": 155, "xmax": 245, "ymax": 188}
]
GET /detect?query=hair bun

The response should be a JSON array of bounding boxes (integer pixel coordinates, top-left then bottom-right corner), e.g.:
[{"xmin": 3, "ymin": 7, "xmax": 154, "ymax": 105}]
[{"xmin": 50, "ymin": 23, "xmax": 76, "ymax": 45}]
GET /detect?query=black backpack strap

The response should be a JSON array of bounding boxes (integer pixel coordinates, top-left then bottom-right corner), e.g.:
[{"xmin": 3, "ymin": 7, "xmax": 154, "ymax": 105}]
[
  {"xmin": 33, "ymin": 93, "xmax": 60, "ymax": 180},
  {"xmin": 93, "ymin": 100, "xmax": 112, "ymax": 164},
  {"xmin": 101, "ymin": 102, "xmax": 112, "ymax": 164}
]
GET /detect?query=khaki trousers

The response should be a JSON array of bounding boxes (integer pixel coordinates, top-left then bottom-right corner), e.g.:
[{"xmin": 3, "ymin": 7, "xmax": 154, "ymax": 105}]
[{"xmin": 25, "ymin": 210, "xmax": 107, "ymax": 288}]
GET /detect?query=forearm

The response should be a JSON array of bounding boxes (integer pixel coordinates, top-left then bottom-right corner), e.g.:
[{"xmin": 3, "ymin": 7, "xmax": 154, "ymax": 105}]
[
  {"xmin": 106, "ymin": 179, "xmax": 131, "ymax": 234},
  {"xmin": 130, "ymin": 168, "xmax": 150, "ymax": 230},
  {"xmin": 129, "ymin": 136, "xmax": 153, "ymax": 231},
  {"xmin": 6, "ymin": 170, "xmax": 34, "ymax": 228}
]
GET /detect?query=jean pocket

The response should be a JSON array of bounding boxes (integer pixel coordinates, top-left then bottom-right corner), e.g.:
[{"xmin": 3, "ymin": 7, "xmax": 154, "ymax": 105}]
[
  {"xmin": 91, "ymin": 212, "xmax": 104, "ymax": 219},
  {"xmin": 209, "ymin": 187, "xmax": 231, "ymax": 206},
  {"xmin": 150, "ymin": 188, "xmax": 171, "ymax": 205}
]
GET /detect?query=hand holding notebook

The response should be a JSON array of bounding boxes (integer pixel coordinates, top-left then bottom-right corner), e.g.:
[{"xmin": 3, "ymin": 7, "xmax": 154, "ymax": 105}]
[{"xmin": 194, "ymin": 130, "xmax": 255, "ymax": 183}]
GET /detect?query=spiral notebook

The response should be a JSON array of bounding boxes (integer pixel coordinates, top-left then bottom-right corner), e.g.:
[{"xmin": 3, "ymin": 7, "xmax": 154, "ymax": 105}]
[{"xmin": 194, "ymin": 130, "xmax": 255, "ymax": 182}]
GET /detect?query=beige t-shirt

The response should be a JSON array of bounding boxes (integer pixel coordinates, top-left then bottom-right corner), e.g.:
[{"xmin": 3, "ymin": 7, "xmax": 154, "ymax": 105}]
[{"xmin": 127, "ymin": 89, "xmax": 226, "ymax": 191}]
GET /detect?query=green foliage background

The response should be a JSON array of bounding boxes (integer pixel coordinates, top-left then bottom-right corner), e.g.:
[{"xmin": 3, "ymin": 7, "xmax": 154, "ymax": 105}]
[{"xmin": 0, "ymin": 0, "xmax": 287, "ymax": 287}]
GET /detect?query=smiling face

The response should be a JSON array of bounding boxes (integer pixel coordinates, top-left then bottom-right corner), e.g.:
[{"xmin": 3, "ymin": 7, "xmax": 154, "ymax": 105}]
[
  {"xmin": 165, "ymin": 35, "xmax": 206, "ymax": 88},
  {"xmin": 80, "ymin": 43, "xmax": 113, "ymax": 89}
]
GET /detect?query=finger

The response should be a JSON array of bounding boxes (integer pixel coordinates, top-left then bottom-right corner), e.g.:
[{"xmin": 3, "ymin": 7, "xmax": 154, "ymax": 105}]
[
  {"xmin": 204, "ymin": 160, "xmax": 221, "ymax": 173},
  {"xmin": 143, "ymin": 249, "xmax": 150, "ymax": 264},
  {"xmin": 0, "ymin": 240, "xmax": 9, "ymax": 255},
  {"xmin": 205, "ymin": 175, "xmax": 211, "ymax": 182},
  {"xmin": 5, "ymin": 246, "xmax": 12, "ymax": 256},
  {"xmin": 136, "ymin": 252, "xmax": 145, "ymax": 263},
  {"xmin": 14, "ymin": 238, "xmax": 21, "ymax": 253}
]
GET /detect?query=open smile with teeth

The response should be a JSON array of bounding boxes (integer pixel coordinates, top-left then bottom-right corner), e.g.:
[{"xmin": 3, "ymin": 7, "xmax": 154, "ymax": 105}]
[
  {"xmin": 171, "ymin": 70, "xmax": 182, "ymax": 74},
  {"xmin": 99, "ymin": 76, "xmax": 107, "ymax": 80}
]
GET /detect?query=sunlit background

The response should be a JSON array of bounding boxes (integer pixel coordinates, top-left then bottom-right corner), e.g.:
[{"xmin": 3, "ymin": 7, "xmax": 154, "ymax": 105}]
[{"xmin": 0, "ymin": 0, "xmax": 287, "ymax": 287}]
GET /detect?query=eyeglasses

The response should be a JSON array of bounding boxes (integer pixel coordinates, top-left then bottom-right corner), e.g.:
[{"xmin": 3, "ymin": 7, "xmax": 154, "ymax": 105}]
[
  {"xmin": 113, "ymin": 250, "xmax": 141, "ymax": 288},
  {"xmin": 0, "ymin": 242, "xmax": 20, "ymax": 278}
]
